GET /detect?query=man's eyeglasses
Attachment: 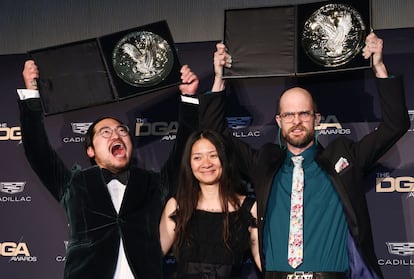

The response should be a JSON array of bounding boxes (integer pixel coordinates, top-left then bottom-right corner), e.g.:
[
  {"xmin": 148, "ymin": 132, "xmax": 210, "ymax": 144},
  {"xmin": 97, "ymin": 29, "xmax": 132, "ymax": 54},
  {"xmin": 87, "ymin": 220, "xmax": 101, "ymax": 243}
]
[
  {"xmin": 98, "ymin": 125, "xmax": 130, "ymax": 138},
  {"xmin": 279, "ymin": 111, "xmax": 315, "ymax": 123}
]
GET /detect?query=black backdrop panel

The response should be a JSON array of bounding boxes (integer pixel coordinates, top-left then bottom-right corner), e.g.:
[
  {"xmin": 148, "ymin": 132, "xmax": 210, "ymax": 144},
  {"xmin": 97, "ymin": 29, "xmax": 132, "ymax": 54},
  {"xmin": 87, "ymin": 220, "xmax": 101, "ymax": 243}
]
[
  {"xmin": 224, "ymin": 5, "xmax": 296, "ymax": 78},
  {"xmin": 29, "ymin": 39, "xmax": 115, "ymax": 114}
]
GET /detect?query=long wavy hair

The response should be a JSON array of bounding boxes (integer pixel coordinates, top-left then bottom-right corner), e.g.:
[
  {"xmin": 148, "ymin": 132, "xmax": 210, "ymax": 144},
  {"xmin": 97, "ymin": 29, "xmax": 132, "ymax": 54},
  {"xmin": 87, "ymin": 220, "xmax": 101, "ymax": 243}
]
[{"xmin": 173, "ymin": 130, "xmax": 246, "ymax": 256}]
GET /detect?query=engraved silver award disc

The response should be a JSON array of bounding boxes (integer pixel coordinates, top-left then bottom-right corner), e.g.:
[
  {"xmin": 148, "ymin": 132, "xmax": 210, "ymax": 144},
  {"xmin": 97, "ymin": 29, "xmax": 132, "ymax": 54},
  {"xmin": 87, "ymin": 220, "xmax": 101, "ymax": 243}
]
[
  {"xmin": 302, "ymin": 3, "xmax": 366, "ymax": 67},
  {"xmin": 112, "ymin": 31, "xmax": 174, "ymax": 86}
]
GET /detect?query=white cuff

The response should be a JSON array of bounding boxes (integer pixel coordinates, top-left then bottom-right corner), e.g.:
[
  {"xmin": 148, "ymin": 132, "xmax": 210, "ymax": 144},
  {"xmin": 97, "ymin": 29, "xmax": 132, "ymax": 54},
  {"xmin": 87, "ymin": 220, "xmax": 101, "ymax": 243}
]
[
  {"xmin": 180, "ymin": 95, "xmax": 199, "ymax": 105},
  {"xmin": 16, "ymin": 89, "xmax": 40, "ymax": 100}
]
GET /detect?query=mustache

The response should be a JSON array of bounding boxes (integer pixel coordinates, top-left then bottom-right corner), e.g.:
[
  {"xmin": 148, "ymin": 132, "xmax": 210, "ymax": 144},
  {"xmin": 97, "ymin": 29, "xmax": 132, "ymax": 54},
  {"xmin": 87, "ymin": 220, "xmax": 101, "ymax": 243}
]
[{"xmin": 288, "ymin": 124, "xmax": 307, "ymax": 133}]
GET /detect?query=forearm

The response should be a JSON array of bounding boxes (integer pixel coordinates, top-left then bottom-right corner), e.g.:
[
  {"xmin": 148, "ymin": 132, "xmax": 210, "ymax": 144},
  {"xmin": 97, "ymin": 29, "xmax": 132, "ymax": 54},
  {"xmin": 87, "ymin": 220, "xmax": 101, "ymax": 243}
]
[
  {"xmin": 18, "ymin": 98, "xmax": 70, "ymax": 200},
  {"xmin": 211, "ymin": 76, "xmax": 226, "ymax": 92},
  {"xmin": 161, "ymin": 97, "xmax": 199, "ymax": 198},
  {"xmin": 376, "ymin": 75, "xmax": 409, "ymax": 131},
  {"xmin": 373, "ymin": 62, "xmax": 388, "ymax": 78},
  {"xmin": 198, "ymin": 90, "xmax": 228, "ymax": 133}
]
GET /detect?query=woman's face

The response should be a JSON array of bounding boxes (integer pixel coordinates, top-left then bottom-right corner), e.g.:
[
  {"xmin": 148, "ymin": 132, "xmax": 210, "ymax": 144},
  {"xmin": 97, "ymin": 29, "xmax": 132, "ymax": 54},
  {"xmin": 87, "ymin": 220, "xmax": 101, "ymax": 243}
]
[{"xmin": 190, "ymin": 138, "xmax": 222, "ymax": 187}]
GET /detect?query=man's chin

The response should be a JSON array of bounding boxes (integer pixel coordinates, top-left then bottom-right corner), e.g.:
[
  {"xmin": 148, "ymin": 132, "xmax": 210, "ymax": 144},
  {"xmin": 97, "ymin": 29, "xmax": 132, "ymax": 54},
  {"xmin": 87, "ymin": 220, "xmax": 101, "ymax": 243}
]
[
  {"xmin": 286, "ymin": 137, "xmax": 313, "ymax": 149},
  {"xmin": 112, "ymin": 160, "xmax": 129, "ymax": 170}
]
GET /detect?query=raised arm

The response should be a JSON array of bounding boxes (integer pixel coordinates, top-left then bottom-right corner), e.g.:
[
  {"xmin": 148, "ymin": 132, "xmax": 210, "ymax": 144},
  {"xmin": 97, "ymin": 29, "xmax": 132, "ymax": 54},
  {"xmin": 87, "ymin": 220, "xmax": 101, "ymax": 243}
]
[
  {"xmin": 211, "ymin": 43, "xmax": 232, "ymax": 92},
  {"xmin": 354, "ymin": 32, "xmax": 410, "ymax": 168},
  {"xmin": 160, "ymin": 65, "xmax": 200, "ymax": 200},
  {"xmin": 18, "ymin": 60, "xmax": 72, "ymax": 200},
  {"xmin": 362, "ymin": 32, "xmax": 388, "ymax": 78},
  {"xmin": 199, "ymin": 43, "xmax": 232, "ymax": 133},
  {"xmin": 199, "ymin": 44, "xmax": 258, "ymax": 182}
]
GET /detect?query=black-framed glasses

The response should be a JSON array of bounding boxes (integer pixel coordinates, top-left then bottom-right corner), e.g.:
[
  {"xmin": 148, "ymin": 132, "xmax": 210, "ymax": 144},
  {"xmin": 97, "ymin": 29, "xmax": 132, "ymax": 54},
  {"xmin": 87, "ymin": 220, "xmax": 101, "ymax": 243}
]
[
  {"xmin": 279, "ymin": 111, "xmax": 315, "ymax": 123},
  {"xmin": 98, "ymin": 125, "xmax": 130, "ymax": 138}
]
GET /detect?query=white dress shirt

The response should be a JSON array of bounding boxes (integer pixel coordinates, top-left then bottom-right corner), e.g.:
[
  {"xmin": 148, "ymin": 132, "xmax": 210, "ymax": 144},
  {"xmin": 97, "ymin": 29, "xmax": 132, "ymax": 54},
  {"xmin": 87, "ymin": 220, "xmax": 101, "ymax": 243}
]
[{"xmin": 107, "ymin": 179, "xmax": 134, "ymax": 279}]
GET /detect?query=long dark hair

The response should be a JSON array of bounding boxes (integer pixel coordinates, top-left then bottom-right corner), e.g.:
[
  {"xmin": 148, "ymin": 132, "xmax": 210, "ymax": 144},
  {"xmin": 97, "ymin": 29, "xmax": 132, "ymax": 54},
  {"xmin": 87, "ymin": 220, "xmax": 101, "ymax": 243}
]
[{"xmin": 173, "ymin": 130, "xmax": 246, "ymax": 255}]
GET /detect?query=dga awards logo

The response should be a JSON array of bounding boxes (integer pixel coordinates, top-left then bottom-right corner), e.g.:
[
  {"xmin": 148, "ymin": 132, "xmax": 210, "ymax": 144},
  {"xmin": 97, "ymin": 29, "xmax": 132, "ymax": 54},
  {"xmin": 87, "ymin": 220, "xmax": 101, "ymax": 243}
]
[
  {"xmin": 0, "ymin": 240, "xmax": 37, "ymax": 262},
  {"xmin": 375, "ymin": 172, "xmax": 414, "ymax": 194},
  {"xmin": 0, "ymin": 123, "xmax": 21, "ymax": 142},
  {"xmin": 315, "ymin": 115, "xmax": 351, "ymax": 136},
  {"xmin": 135, "ymin": 118, "xmax": 178, "ymax": 141}
]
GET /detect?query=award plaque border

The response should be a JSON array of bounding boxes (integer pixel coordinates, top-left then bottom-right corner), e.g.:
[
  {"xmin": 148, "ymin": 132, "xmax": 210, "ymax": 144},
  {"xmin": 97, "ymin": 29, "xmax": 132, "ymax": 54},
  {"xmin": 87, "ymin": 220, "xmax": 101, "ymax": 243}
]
[
  {"xmin": 222, "ymin": 0, "xmax": 371, "ymax": 79},
  {"xmin": 29, "ymin": 20, "xmax": 181, "ymax": 115}
]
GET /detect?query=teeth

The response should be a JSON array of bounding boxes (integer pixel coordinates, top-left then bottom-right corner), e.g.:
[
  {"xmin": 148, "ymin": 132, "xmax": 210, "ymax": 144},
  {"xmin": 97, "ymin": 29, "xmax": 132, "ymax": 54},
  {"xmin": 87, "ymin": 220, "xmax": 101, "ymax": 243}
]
[{"xmin": 111, "ymin": 142, "xmax": 124, "ymax": 153}]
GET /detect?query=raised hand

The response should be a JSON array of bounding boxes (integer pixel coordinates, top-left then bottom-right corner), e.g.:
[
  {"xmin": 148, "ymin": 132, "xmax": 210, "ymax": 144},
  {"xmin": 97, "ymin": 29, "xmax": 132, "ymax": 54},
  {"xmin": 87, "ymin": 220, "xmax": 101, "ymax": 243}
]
[
  {"xmin": 179, "ymin": 64, "xmax": 199, "ymax": 95},
  {"xmin": 362, "ymin": 32, "xmax": 388, "ymax": 78},
  {"xmin": 22, "ymin": 60, "xmax": 39, "ymax": 89}
]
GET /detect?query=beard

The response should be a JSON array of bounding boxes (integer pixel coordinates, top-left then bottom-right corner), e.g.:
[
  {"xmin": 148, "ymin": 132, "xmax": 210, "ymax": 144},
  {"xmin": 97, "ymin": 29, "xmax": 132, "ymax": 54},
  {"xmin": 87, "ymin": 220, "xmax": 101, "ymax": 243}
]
[{"xmin": 282, "ymin": 124, "xmax": 315, "ymax": 148}]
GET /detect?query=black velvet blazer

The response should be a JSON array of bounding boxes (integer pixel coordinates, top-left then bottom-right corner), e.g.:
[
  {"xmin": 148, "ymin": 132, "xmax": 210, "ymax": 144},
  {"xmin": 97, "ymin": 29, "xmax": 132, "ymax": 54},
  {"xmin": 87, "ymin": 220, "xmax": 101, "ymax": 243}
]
[
  {"xmin": 19, "ymin": 97, "xmax": 198, "ymax": 279},
  {"xmin": 199, "ymin": 76, "xmax": 410, "ymax": 279}
]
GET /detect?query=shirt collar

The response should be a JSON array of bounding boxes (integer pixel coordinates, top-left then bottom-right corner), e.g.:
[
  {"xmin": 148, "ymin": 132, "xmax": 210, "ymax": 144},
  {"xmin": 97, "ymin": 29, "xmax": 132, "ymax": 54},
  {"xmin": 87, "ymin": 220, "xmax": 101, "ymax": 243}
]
[
  {"xmin": 101, "ymin": 168, "xmax": 129, "ymax": 185},
  {"xmin": 285, "ymin": 144, "xmax": 317, "ymax": 169}
]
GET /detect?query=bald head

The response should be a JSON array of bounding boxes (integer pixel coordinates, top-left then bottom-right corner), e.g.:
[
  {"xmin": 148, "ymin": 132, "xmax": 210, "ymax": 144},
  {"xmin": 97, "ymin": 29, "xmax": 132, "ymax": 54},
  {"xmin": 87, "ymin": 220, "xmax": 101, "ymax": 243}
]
[{"xmin": 278, "ymin": 87, "xmax": 317, "ymax": 115}]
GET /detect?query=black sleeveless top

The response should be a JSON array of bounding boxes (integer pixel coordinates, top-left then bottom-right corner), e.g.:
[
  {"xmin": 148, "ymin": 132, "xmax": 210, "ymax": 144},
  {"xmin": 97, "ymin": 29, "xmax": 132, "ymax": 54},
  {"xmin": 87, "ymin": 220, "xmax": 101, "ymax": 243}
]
[{"xmin": 174, "ymin": 197, "xmax": 256, "ymax": 278}]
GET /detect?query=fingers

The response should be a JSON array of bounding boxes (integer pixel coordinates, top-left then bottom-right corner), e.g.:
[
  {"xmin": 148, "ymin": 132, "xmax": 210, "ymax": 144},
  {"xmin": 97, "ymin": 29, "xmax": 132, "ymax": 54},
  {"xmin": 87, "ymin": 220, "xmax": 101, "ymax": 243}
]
[
  {"xmin": 362, "ymin": 32, "xmax": 383, "ymax": 59},
  {"xmin": 180, "ymin": 64, "xmax": 198, "ymax": 84},
  {"xmin": 214, "ymin": 43, "xmax": 232, "ymax": 70},
  {"xmin": 361, "ymin": 32, "xmax": 387, "ymax": 77},
  {"xmin": 179, "ymin": 64, "xmax": 199, "ymax": 95},
  {"xmin": 23, "ymin": 60, "xmax": 39, "ymax": 89}
]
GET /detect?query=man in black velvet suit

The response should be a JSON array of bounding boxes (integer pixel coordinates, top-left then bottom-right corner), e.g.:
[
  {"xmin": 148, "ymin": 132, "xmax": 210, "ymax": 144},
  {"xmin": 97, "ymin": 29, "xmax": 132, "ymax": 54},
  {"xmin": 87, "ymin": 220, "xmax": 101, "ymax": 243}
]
[
  {"xmin": 18, "ymin": 61, "xmax": 199, "ymax": 279},
  {"xmin": 202, "ymin": 33, "xmax": 410, "ymax": 278}
]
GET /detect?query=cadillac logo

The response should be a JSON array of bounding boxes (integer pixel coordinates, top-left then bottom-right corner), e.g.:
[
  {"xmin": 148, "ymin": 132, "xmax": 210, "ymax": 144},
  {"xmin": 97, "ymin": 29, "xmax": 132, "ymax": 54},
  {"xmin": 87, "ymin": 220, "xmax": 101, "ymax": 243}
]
[
  {"xmin": 112, "ymin": 31, "xmax": 174, "ymax": 86},
  {"xmin": 302, "ymin": 3, "xmax": 366, "ymax": 67}
]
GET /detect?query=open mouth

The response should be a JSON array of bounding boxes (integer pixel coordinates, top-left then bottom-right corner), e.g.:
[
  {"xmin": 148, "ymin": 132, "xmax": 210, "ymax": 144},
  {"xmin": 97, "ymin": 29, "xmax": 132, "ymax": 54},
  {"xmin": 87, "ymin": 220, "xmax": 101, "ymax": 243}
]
[
  {"xmin": 111, "ymin": 142, "xmax": 126, "ymax": 157},
  {"xmin": 290, "ymin": 125, "xmax": 305, "ymax": 134}
]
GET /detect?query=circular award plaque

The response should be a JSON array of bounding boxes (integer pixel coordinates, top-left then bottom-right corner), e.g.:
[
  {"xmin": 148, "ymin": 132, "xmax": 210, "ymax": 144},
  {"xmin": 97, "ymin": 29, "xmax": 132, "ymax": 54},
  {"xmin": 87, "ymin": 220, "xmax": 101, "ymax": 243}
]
[
  {"xmin": 302, "ymin": 3, "xmax": 366, "ymax": 67},
  {"xmin": 112, "ymin": 31, "xmax": 174, "ymax": 86}
]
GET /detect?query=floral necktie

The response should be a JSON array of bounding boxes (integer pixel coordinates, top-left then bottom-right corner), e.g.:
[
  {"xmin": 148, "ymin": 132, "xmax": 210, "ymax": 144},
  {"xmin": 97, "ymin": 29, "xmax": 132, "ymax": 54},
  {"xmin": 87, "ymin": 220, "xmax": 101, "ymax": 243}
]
[{"xmin": 288, "ymin": 155, "xmax": 304, "ymax": 269}]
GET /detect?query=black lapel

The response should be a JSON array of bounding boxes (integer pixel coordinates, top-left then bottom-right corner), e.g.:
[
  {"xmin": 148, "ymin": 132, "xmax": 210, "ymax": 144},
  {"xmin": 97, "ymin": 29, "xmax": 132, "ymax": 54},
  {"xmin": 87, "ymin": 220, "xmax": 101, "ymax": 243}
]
[
  {"xmin": 258, "ymin": 146, "xmax": 286, "ymax": 218},
  {"xmin": 83, "ymin": 166, "xmax": 118, "ymax": 215},
  {"xmin": 119, "ymin": 167, "xmax": 157, "ymax": 215}
]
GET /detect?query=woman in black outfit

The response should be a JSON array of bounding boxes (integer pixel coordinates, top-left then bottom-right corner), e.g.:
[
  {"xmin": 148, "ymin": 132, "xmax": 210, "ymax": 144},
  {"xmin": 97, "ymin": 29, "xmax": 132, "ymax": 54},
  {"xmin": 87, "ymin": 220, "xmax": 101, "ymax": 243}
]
[{"xmin": 160, "ymin": 130, "xmax": 261, "ymax": 278}]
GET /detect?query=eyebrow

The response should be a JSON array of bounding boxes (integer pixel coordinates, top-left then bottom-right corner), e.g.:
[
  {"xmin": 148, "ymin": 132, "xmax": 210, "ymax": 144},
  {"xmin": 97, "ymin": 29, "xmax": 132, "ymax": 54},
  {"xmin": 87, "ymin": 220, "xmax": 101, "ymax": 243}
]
[{"xmin": 191, "ymin": 150, "xmax": 217, "ymax": 155}]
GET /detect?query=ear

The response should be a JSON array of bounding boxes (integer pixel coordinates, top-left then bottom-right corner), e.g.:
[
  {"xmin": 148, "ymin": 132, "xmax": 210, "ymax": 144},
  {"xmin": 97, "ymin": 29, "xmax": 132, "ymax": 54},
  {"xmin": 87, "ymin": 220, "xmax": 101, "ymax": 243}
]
[
  {"xmin": 86, "ymin": 146, "xmax": 95, "ymax": 159},
  {"xmin": 275, "ymin": 115, "xmax": 282, "ymax": 128},
  {"xmin": 314, "ymin": 113, "xmax": 321, "ymax": 126}
]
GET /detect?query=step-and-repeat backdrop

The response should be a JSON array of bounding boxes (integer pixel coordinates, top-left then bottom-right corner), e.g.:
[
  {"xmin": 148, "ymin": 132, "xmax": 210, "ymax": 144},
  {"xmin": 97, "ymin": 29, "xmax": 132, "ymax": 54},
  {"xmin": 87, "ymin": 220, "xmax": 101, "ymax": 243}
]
[{"xmin": 1, "ymin": 28, "xmax": 413, "ymax": 278}]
